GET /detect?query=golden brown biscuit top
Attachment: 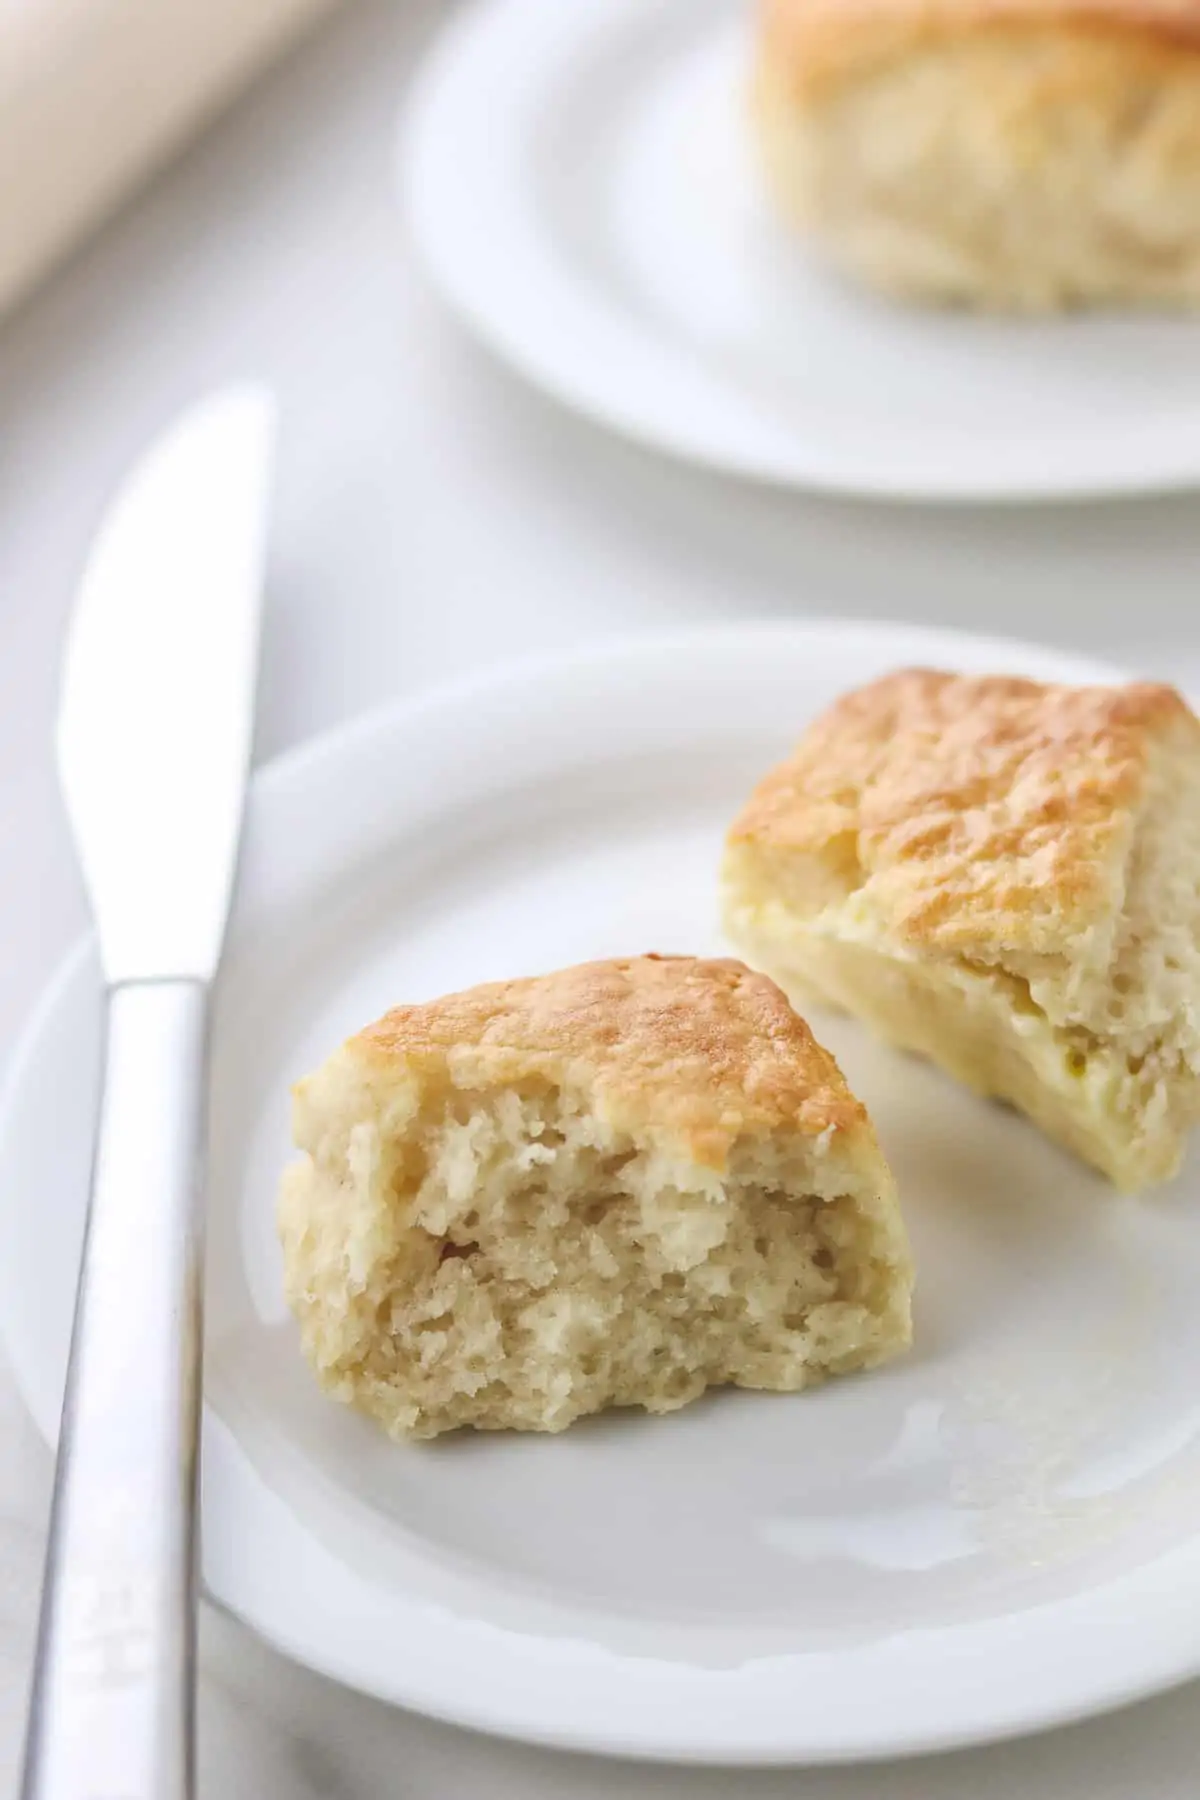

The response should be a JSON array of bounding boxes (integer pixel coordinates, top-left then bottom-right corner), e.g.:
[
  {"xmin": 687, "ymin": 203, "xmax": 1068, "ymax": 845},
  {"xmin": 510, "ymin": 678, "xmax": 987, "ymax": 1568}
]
[
  {"xmin": 762, "ymin": 0, "xmax": 1200, "ymax": 83},
  {"xmin": 353, "ymin": 955, "xmax": 866, "ymax": 1164},
  {"xmin": 728, "ymin": 670, "xmax": 1198, "ymax": 960}
]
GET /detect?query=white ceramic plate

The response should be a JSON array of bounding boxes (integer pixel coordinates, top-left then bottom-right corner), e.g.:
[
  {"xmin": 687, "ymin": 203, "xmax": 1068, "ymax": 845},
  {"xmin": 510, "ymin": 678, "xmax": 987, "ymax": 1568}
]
[
  {"xmin": 402, "ymin": 0, "xmax": 1200, "ymax": 502},
  {"xmin": 6, "ymin": 623, "xmax": 1200, "ymax": 1765}
]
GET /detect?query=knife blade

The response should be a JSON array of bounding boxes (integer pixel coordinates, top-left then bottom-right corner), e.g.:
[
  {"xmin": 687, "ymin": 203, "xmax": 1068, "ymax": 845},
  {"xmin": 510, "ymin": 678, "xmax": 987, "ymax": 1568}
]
[
  {"xmin": 58, "ymin": 384, "xmax": 275, "ymax": 982},
  {"xmin": 22, "ymin": 386, "xmax": 275, "ymax": 1800}
]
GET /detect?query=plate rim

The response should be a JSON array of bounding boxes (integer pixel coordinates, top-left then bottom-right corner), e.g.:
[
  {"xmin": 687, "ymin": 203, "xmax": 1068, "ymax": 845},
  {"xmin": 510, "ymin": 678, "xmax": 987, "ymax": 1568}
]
[
  {"xmin": 8, "ymin": 619, "xmax": 1200, "ymax": 1765},
  {"xmin": 399, "ymin": 0, "xmax": 1200, "ymax": 505}
]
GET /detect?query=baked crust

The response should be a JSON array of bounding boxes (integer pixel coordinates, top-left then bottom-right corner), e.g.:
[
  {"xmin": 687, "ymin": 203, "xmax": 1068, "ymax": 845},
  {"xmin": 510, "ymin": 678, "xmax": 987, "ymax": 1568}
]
[
  {"xmin": 344, "ymin": 954, "xmax": 867, "ymax": 1169},
  {"xmin": 763, "ymin": 0, "xmax": 1200, "ymax": 87},
  {"xmin": 727, "ymin": 670, "xmax": 1197, "ymax": 962}
]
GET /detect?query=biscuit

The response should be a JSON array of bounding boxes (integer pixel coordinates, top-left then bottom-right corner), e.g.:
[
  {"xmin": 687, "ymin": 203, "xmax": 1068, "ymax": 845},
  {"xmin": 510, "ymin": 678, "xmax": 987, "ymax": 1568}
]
[
  {"xmin": 755, "ymin": 0, "xmax": 1200, "ymax": 309},
  {"xmin": 723, "ymin": 669, "xmax": 1200, "ymax": 1188},
  {"xmin": 278, "ymin": 955, "xmax": 912, "ymax": 1437}
]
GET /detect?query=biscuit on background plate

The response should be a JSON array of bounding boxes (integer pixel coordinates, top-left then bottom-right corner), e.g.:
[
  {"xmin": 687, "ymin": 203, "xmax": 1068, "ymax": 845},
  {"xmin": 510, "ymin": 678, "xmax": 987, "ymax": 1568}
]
[{"xmin": 754, "ymin": 0, "xmax": 1200, "ymax": 310}]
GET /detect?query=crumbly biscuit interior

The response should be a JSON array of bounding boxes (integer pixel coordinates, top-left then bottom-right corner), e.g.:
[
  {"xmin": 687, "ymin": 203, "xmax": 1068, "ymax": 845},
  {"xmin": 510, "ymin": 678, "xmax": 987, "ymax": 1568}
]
[{"xmin": 279, "ymin": 1081, "xmax": 910, "ymax": 1439}]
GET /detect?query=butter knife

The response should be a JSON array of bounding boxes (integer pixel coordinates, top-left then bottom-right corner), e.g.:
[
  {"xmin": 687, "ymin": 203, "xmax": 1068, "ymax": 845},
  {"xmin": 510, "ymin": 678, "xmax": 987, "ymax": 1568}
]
[{"xmin": 21, "ymin": 386, "xmax": 276, "ymax": 1800}]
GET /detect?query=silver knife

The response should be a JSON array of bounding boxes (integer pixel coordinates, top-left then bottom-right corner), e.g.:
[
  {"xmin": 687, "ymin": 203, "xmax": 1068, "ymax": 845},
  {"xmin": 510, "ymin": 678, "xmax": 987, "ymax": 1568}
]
[{"xmin": 21, "ymin": 387, "xmax": 276, "ymax": 1800}]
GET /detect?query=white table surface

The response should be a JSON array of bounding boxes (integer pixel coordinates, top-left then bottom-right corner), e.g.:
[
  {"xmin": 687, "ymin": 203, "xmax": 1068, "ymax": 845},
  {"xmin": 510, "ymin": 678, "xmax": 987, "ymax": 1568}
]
[{"xmin": 3, "ymin": 2, "xmax": 1200, "ymax": 1793}]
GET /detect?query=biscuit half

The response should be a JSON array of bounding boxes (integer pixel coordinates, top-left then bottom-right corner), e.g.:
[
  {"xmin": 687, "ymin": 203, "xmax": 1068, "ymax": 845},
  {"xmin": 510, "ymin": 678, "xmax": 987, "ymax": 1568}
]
[
  {"xmin": 723, "ymin": 669, "xmax": 1200, "ymax": 1189},
  {"xmin": 278, "ymin": 955, "xmax": 912, "ymax": 1438}
]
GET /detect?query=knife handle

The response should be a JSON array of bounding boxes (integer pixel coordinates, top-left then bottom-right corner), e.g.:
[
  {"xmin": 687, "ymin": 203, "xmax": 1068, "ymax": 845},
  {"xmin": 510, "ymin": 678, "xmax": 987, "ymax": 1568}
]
[{"xmin": 21, "ymin": 980, "xmax": 210, "ymax": 1800}]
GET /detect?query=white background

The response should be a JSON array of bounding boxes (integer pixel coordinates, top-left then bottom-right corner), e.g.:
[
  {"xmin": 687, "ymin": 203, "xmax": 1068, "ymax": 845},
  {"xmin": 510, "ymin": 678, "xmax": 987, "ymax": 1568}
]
[{"xmin": 2, "ymin": 1, "xmax": 1199, "ymax": 1792}]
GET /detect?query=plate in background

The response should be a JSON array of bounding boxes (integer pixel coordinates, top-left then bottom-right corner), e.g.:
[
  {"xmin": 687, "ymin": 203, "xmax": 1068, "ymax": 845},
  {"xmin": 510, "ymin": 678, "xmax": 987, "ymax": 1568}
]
[
  {"xmin": 402, "ymin": 0, "xmax": 1200, "ymax": 502},
  {"xmin": 5, "ymin": 624, "xmax": 1200, "ymax": 1763}
]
